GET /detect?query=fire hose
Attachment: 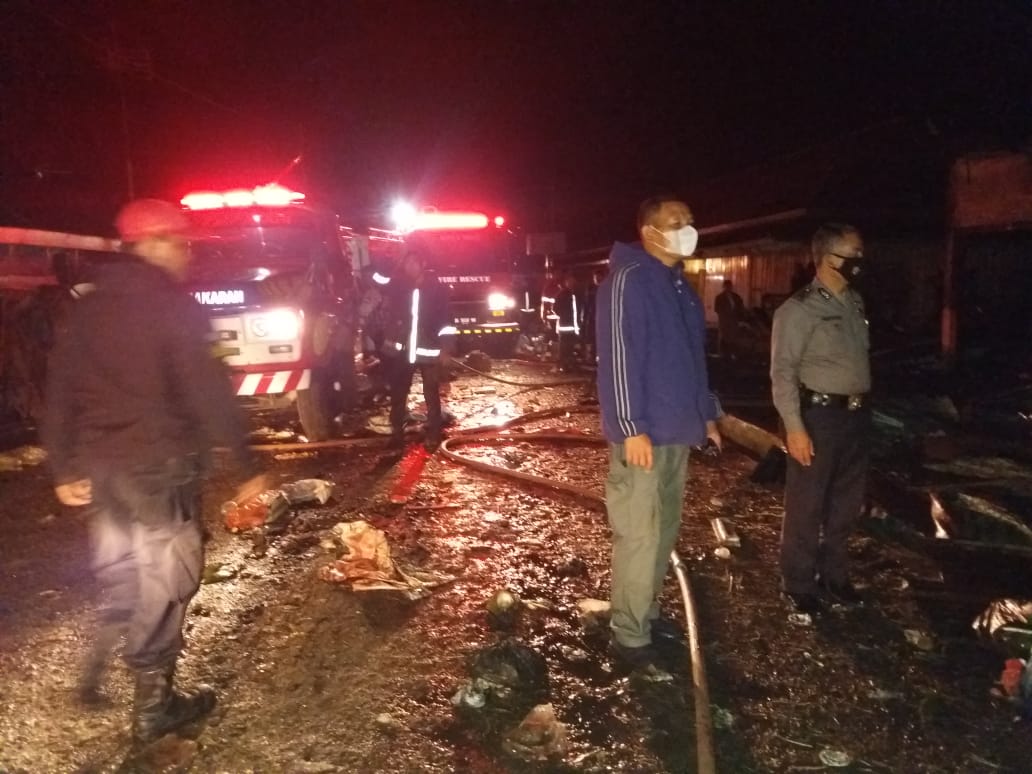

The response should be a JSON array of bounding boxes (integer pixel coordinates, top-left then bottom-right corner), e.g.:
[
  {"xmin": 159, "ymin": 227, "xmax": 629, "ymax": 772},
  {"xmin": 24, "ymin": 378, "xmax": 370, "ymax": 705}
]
[{"xmin": 440, "ymin": 421, "xmax": 717, "ymax": 774}]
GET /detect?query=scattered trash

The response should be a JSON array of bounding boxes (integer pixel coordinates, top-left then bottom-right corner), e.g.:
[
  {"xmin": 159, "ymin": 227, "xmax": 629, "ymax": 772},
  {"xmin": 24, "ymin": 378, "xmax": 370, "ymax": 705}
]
[
  {"xmin": 0, "ymin": 445, "xmax": 47, "ymax": 472},
  {"xmin": 714, "ymin": 547, "xmax": 732, "ymax": 560},
  {"xmin": 637, "ymin": 664, "xmax": 675, "ymax": 683},
  {"xmin": 366, "ymin": 413, "xmax": 393, "ymax": 435},
  {"xmin": 273, "ymin": 451, "xmax": 317, "ymax": 461},
  {"xmin": 202, "ymin": 563, "xmax": 237, "ymax": 584},
  {"xmin": 38, "ymin": 589, "xmax": 60, "ymax": 599},
  {"xmin": 222, "ymin": 479, "xmax": 333, "ymax": 533},
  {"xmin": 279, "ymin": 479, "xmax": 334, "ymax": 505},
  {"xmin": 709, "ymin": 496, "xmax": 724, "ymax": 507},
  {"xmin": 995, "ymin": 653, "xmax": 1032, "ymax": 720},
  {"xmin": 712, "ymin": 706, "xmax": 735, "ymax": 729},
  {"xmin": 318, "ymin": 520, "xmax": 455, "ymax": 599},
  {"xmin": 973, "ymin": 599, "xmax": 1032, "ymax": 639},
  {"xmin": 486, "ymin": 588, "xmax": 523, "ymax": 629},
  {"xmin": 222, "ymin": 490, "xmax": 291, "ymax": 532},
  {"xmin": 473, "ymin": 386, "xmax": 497, "ymax": 395},
  {"xmin": 904, "ymin": 629, "xmax": 936, "ymax": 651},
  {"xmin": 453, "ymin": 640, "xmax": 550, "ymax": 715},
  {"xmin": 788, "ymin": 612, "xmax": 813, "ymax": 627},
  {"xmin": 503, "ymin": 703, "xmax": 569, "ymax": 761},
  {"xmin": 576, "ymin": 598, "xmax": 611, "ymax": 631},
  {"xmin": 249, "ymin": 427, "xmax": 296, "ymax": 443},
  {"xmin": 819, "ymin": 748, "xmax": 853, "ymax": 767},
  {"xmin": 374, "ymin": 713, "xmax": 402, "ymax": 735},
  {"xmin": 711, "ymin": 517, "xmax": 741, "ymax": 548},
  {"xmin": 999, "ymin": 659, "xmax": 1025, "ymax": 698}
]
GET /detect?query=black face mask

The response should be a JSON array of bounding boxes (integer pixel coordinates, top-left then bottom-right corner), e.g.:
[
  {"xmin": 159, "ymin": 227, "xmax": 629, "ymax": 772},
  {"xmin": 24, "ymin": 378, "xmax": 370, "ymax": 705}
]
[{"xmin": 831, "ymin": 254, "xmax": 864, "ymax": 283}]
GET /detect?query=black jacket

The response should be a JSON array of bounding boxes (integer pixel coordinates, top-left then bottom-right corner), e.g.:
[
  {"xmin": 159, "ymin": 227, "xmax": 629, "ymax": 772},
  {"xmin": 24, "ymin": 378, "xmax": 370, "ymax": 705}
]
[
  {"xmin": 554, "ymin": 288, "xmax": 582, "ymax": 332},
  {"xmin": 379, "ymin": 272, "xmax": 450, "ymax": 361},
  {"xmin": 42, "ymin": 261, "xmax": 257, "ymax": 483}
]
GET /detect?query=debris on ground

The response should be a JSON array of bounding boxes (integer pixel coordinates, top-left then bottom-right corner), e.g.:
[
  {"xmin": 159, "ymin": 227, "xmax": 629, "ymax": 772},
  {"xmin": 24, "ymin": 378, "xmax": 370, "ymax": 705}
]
[
  {"xmin": 318, "ymin": 520, "xmax": 455, "ymax": 599},
  {"xmin": 249, "ymin": 427, "xmax": 297, "ymax": 443},
  {"xmin": 202, "ymin": 562, "xmax": 238, "ymax": 584},
  {"xmin": 485, "ymin": 588, "xmax": 522, "ymax": 630},
  {"xmin": 711, "ymin": 517, "xmax": 741, "ymax": 548},
  {"xmin": 502, "ymin": 703, "xmax": 569, "ymax": 761},
  {"xmin": 712, "ymin": 706, "xmax": 736, "ymax": 730},
  {"xmin": 973, "ymin": 599, "xmax": 1032, "ymax": 640},
  {"xmin": 0, "ymin": 445, "xmax": 46, "ymax": 472},
  {"xmin": 904, "ymin": 628, "xmax": 936, "ymax": 651},
  {"xmin": 576, "ymin": 598, "xmax": 611, "ymax": 631},
  {"xmin": 818, "ymin": 748, "xmax": 853, "ymax": 767},
  {"xmin": 222, "ymin": 479, "xmax": 334, "ymax": 532},
  {"xmin": 222, "ymin": 490, "xmax": 291, "ymax": 532},
  {"xmin": 279, "ymin": 478, "xmax": 335, "ymax": 505},
  {"xmin": 453, "ymin": 640, "xmax": 550, "ymax": 715}
]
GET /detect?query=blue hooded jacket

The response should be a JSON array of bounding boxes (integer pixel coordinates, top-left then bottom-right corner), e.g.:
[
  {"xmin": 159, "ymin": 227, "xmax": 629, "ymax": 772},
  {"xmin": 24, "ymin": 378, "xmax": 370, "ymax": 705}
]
[{"xmin": 596, "ymin": 241, "xmax": 717, "ymax": 446}]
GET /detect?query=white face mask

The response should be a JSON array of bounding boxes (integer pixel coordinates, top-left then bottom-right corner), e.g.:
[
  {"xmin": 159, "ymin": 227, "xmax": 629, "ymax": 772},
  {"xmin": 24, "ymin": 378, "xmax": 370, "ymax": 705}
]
[{"xmin": 656, "ymin": 225, "xmax": 698, "ymax": 257}]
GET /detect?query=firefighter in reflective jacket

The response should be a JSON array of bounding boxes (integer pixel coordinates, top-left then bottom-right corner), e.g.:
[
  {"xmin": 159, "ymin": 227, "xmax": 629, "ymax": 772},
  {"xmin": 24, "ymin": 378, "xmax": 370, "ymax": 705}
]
[
  {"xmin": 554, "ymin": 273, "xmax": 581, "ymax": 373},
  {"xmin": 378, "ymin": 251, "xmax": 450, "ymax": 451}
]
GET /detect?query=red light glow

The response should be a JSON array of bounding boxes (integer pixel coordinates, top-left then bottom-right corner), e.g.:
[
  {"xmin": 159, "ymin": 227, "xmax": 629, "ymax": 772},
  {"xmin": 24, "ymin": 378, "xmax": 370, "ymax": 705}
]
[
  {"xmin": 493, "ymin": 215, "xmax": 506, "ymax": 228},
  {"xmin": 410, "ymin": 211, "xmax": 490, "ymax": 231},
  {"xmin": 180, "ymin": 184, "xmax": 306, "ymax": 211}
]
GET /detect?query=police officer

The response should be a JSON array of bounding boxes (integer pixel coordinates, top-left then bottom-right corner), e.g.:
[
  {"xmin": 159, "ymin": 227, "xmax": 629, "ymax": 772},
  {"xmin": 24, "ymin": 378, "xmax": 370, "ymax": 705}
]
[
  {"xmin": 42, "ymin": 199, "xmax": 266, "ymax": 746},
  {"xmin": 379, "ymin": 251, "xmax": 450, "ymax": 451},
  {"xmin": 771, "ymin": 222, "xmax": 870, "ymax": 615},
  {"xmin": 553, "ymin": 273, "xmax": 581, "ymax": 372}
]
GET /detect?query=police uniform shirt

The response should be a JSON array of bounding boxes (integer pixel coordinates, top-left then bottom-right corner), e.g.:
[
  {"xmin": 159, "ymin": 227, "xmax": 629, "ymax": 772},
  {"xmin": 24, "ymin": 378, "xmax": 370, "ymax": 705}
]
[{"xmin": 771, "ymin": 279, "xmax": 871, "ymax": 433}]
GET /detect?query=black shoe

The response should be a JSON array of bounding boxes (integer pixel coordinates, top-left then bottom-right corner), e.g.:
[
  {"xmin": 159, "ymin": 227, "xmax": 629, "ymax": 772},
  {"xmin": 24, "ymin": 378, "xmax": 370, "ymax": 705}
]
[
  {"xmin": 785, "ymin": 592, "xmax": 821, "ymax": 616},
  {"xmin": 423, "ymin": 434, "xmax": 442, "ymax": 453},
  {"xmin": 386, "ymin": 433, "xmax": 405, "ymax": 452},
  {"xmin": 132, "ymin": 663, "xmax": 216, "ymax": 746},
  {"xmin": 609, "ymin": 640, "xmax": 673, "ymax": 681},
  {"xmin": 820, "ymin": 580, "xmax": 864, "ymax": 606},
  {"xmin": 649, "ymin": 617, "xmax": 685, "ymax": 644}
]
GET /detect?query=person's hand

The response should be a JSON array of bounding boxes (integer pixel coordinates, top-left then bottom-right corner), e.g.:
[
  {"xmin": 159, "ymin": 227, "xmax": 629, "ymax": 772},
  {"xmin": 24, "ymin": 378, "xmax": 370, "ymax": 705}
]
[
  {"xmin": 234, "ymin": 473, "xmax": 270, "ymax": 504},
  {"xmin": 624, "ymin": 434, "xmax": 653, "ymax": 470},
  {"xmin": 55, "ymin": 479, "xmax": 92, "ymax": 507},
  {"xmin": 705, "ymin": 420, "xmax": 722, "ymax": 453},
  {"xmin": 786, "ymin": 430, "xmax": 814, "ymax": 466}
]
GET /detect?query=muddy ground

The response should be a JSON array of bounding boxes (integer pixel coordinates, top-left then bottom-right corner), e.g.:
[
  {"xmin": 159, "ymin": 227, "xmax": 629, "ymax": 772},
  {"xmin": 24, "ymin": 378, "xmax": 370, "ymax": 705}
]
[{"xmin": 1, "ymin": 361, "xmax": 1029, "ymax": 773}]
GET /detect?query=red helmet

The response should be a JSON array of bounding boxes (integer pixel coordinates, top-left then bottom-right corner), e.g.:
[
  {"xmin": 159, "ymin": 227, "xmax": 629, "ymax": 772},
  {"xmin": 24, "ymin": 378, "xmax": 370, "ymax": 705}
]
[{"xmin": 115, "ymin": 198, "xmax": 192, "ymax": 242}]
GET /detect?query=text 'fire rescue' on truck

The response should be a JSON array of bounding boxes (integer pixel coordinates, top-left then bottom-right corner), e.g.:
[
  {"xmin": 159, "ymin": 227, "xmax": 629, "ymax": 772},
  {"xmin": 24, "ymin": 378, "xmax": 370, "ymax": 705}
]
[
  {"xmin": 179, "ymin": 184, "xmax": 361, "ymax": 441},
  {"xmin": 390, "ymin": 203, "xmax": 525, "ymax": 357}
]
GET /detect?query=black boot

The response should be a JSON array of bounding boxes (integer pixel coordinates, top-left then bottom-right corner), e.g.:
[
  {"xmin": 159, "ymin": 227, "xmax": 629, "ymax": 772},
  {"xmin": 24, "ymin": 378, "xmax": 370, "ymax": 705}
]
[{"xmin": 132, "ymin": 662, "xmax": 216, "ymax": 746}]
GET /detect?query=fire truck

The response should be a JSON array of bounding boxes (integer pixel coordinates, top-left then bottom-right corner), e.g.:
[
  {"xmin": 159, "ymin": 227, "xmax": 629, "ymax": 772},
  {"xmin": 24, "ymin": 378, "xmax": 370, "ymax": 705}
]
[
  {"xmin": 391, "ymin": 203, "xmax": 527, "ymax": 355},
  {"xmin": 180, "ymin": 184, "xmax": 362, "ymax": 441}
]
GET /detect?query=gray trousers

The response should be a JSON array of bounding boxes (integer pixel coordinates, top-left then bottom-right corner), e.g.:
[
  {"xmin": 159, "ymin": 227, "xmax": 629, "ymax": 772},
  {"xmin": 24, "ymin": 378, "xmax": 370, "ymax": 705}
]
[
  {"xmin": 89, "ymin": 459, "xmax": 204, "ymax": 670},
  {"xmin": 606, "ymin": 443, "xmax": 689, "ymax": 648},
  {"xmin": 781, "ymin": 406, "xmax": 870, "ymax": 594}
]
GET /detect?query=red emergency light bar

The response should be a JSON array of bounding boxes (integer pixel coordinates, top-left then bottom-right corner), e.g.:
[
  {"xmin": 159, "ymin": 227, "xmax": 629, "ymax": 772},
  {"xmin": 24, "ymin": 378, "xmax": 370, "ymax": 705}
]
[
  {"xmin": 181, "ymin": 184, "xmax": 306, "ymax": 211},
  {"xmin": 409, "ymin": 211, "xmax": 490, "ymax": 231}
]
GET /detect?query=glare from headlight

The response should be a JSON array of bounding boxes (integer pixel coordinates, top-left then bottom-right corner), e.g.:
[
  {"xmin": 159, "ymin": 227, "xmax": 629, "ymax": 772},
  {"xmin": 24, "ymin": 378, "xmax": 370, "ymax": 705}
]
[
  {"xmin": 487, "ymin": 292, "xmax": 515, "ymax": 311},
  {"xmin": 250, "ymin": 309, "xmax": 301, "ymax": 340}
]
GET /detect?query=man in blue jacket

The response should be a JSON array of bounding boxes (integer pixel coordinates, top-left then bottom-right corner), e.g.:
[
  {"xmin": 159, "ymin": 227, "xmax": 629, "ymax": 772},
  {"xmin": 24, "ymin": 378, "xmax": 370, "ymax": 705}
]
[{"xmin": 597, "ymin": 195, "xmax": 721, "ymax": 672}]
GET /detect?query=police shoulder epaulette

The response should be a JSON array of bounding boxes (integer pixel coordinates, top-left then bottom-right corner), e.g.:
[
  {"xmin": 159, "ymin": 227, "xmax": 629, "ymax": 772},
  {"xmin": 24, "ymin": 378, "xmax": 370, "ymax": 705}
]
[
  {"xmin": 815, "ymin": 286, "xmax": 832, "ymax": 301},
  {"xmin": 792, "ymin": 285, "xmax": 814, "ymax": 300}
]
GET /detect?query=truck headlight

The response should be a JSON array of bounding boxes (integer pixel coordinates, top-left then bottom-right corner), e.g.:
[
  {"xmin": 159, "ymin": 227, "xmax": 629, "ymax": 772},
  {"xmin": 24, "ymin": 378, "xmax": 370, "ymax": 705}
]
[
  {"xmin": 250, "ymin": 309, "xmax": 302, "ymax": 340},
  {"xmin": 487, "ymin": 292, "xmax": 515, "ymax": 311}
]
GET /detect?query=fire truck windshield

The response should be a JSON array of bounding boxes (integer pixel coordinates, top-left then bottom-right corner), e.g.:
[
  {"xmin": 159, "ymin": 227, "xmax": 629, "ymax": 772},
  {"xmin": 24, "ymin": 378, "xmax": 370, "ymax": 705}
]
[
  {"xmin": 410, "ymin": 230, "xmax": 508, "ymax": 275},
  {"xmin": 188, "ymin": 209, "xmax": 327, "ymax": 271}
]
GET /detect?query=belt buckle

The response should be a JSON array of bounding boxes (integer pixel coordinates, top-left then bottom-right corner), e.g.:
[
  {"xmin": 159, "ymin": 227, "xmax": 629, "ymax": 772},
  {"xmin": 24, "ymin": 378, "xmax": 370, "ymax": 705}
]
[{"xmin": 847, "ymin": 395, "xmax": 863, "ymax": 411}]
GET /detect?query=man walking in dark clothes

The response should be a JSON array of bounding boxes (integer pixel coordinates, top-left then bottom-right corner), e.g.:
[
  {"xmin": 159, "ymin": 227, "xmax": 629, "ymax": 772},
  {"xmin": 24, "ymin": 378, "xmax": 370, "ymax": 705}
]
[{"xmin": 42, "ymin": 199, "xmax": 267, "ymax": 746}]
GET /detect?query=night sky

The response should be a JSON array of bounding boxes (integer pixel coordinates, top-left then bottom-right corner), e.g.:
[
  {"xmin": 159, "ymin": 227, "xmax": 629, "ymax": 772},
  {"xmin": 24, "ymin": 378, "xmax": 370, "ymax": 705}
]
[{"xmin": 3, "ymin": 0, "xmax": 1030, "ymax": 244}]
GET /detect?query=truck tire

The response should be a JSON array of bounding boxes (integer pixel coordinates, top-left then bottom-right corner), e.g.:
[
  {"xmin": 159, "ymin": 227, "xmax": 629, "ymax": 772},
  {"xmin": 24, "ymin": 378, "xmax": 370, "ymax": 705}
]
[{"xmin": 296, "ymin": 367, "xmax": 336, "ymax": 442}]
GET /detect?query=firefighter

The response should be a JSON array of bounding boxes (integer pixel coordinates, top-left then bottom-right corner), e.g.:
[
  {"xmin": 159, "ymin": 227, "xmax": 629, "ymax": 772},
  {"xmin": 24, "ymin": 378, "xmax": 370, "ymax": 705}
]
[
  {"xmin": 357, "ymin": 265, "xmax": 390, "ymax": 404},
  {"xmin": 41, "ymin": 199, "xmax": 267, "ymax": 747},
  {"xmin": 540, "ymin": 270, "xmax": 561, "ymax": 343},
  {"xmin": 554, "ymin": 273, "xmax": 582, "ymax": 373},
  {"xmin": 379, "ymin": 250, "xmax": 450, "ymax": 451}
]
